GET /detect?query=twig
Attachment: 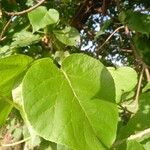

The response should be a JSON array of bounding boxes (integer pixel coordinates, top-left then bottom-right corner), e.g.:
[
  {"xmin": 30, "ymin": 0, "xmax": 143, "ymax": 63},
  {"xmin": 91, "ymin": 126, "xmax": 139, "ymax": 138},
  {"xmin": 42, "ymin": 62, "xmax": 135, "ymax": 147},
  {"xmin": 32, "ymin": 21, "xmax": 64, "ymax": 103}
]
[
  {"xmin": 145, "ymin": 68, "xmax": 150, "ymax": 82},
  {"xmin": 5, "ymin": 0, "xmax": 46, "ymax": 16},
  {"xmin": 120, "ymin": 48, "xmax": 132, "ymax": 53},
  {"xmin": 125, "ymin": 25, "xmax": 148, "ymax": 69},
  {"xmin": 0, "ymin": 137, "xmax": 31, "ymax": 148},
  {"xmin": 135, "ymin": 67, "xmax": 144, "ymax": 104},
  {"xmin": 0, "ymin": 17, "xmax": 13, "ymax": 41},
  {"xmin": 97, "ymin": 25, "xmax": 124, "ymax": 50}
]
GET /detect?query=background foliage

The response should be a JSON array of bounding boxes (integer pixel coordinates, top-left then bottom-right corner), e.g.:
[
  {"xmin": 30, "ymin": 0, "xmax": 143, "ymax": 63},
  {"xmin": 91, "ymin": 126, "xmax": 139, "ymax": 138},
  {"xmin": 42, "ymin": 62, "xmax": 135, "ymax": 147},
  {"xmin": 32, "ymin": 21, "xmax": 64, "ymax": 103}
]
[{"xmin": 0, "ymin": 0, "xmax": 150, "ymax": 149}]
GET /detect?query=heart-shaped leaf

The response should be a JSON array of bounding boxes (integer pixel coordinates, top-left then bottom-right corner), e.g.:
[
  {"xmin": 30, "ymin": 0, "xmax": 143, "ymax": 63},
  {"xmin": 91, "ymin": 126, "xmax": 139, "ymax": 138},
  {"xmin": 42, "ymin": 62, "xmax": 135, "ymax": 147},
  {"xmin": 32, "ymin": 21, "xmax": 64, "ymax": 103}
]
[
  {"xmin": 28, "ymin": 6, "xmax": 59, "ymax": 32},
  {"xmin": 108, "ymin": 67, "xmax": 137, "ymax": 103},
  {"xmin": 22, "ymin": 54, "xmax": 118, "ymax": 149}
]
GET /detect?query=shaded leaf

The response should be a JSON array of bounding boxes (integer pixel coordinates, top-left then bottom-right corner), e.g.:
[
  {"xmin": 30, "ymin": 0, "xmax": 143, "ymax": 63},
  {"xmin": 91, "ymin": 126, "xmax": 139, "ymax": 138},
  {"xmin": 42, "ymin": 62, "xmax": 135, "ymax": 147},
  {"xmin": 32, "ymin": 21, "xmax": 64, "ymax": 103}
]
[
  {"xmin": 117, "ymin": 92, "xmax": 150, "ymax": 140},
  {"xmin": 120, "ymin": 10, "xmax": 150, "ymax": 34},
  {"xmin": 134, "ymin": 35, "xmax": 150, "ymax": 66}
]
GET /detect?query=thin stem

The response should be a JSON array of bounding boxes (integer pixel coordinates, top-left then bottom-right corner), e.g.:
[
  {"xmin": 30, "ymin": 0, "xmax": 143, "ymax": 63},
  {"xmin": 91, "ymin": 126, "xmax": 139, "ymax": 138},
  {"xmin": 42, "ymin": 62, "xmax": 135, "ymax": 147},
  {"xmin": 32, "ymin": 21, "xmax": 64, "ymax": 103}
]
[
  {"xmin": 125, "ymin": 25, "xmax": 149, "ymax": 69},
  {"xmin": 0, "ymin": 17, "xmax": 13, "ymax": 41},
  {"xmin": 97, "ymin": 25, "xmax": 124, "ymax": 51},
  {"xmin": 135, "ymin": 67, "xmax": 144, "ymax": 104},
  {"xmin": 145, "ymin": 68, "xmax": 150, "ymax": 82},
  {"xmin": 5, "ymin": 0, "xmax": 46, "ymax": 16},
  {"xmin": 0, "ymin": 137, "xmax": 31, "ymax": 148}
]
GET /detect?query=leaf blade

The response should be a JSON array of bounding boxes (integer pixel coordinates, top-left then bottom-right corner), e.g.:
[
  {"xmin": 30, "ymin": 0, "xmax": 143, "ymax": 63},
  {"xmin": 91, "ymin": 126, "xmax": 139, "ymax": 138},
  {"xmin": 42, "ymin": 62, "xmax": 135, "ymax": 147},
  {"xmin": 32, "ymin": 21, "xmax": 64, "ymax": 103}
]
[{"xmin": 22, "ymin": 54, "xmax": 118, "ymax": 149}]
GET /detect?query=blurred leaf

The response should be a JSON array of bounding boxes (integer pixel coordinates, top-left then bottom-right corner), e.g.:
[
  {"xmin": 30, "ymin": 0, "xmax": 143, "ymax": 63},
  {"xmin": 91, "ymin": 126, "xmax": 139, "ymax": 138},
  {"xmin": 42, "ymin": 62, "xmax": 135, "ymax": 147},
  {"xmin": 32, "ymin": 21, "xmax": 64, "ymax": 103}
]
[
  {"xmin": 134, "ymin": 35, "xmax": 150, "ymax": 66},
  {"xmin": 119, "ymin": 11, "xmax": 127, "ymax": 24},
  {"xmin": 0, "ymin": 54, "xmax": 33, "ymax": 96},
  {"xmin": 28, "ymin": 6, "xmax": 59, "ymax": 32},
  {"xmin": 0, "ymin": 55, "xmax": 33, "ymax": 126},
  {"xmin": 53, "ymin": 26, "xmax": 80, "ymax": 46},
  {"xmin": 123, "ymin": 10, "xmax": 150, "ymax": 34},
  {"xmin": 11, "ymin": 31, "xmax": 41, "ymax": 48}
]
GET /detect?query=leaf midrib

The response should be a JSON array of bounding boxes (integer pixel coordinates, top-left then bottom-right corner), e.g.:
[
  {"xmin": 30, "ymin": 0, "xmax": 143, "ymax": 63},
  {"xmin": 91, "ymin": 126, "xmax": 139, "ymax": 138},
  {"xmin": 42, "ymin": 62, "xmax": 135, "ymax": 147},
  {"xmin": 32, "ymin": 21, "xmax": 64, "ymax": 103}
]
[{"xmin": 61, "ymin": 68, "xmax": 104, "ymax": 147}]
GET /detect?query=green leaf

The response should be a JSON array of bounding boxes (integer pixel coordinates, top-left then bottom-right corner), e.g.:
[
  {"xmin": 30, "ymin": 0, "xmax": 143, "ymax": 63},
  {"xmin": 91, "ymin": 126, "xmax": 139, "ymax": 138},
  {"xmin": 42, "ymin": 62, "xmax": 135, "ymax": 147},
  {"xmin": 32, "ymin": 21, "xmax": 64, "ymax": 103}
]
[
  {"xmin": 126, "ymin": 140, "xmax": 145, "ymax": 150},
  {"xmin": 142, "ymin": 82, "xmax": 150, "ymax": 93},
  {"xmin": 0, "ymin": 55, "xmax": 31, "ymax": 98},
  {"xmin": 0, "ymin": 98, "xmax": 12, "ymax": 126},
  {"xmin": 122, "ymin": 10, "xmax": 150, "ymax": 34},
  {"xmin": 53, "ymin": 26, "xmax": 80, "ymax": 46},
  {"xmin": 28, "ymin": 6, "xmax": 59, "ymax": 32},
  {"xmin": 134, "ymin": 35, "xmax": 150, "ymax": 66},
  {"xmin": 0, "ymin": 55, "xmax": 33, "ymax": 126},
  {"xmin": 57, "ymin": 144, "xmax": 71, "ymax": 150},
  {"xmin": 117, "ymin": 140, "xmax": 145, "ymax": 150},
  {"xmin": 140, "ymin": 136, "xmax": 150, "ymax": 150},
  {"xmin": 11, "ymin": 31, "xmax": 41, "ymax": 48},
  {"xmin": 22, "ymin": 54, "xmax": 118, "ymax": 149},
  {"xmin": 118, "ymin": 11, "xmax": 127, "ymax": 24},
  {"xmin": 107, "ymin": 67, "xmax": 137, "ymax": 103},
  {"xmin": 117, "ymin": 92, "xmax": 150, "ymax": 140},
  {"xmin": 54, "ymin": 51, "xmax": 70, "ymax": 65},
  {"xmin": 0, "ymin": 55, "xmax": 33, "ymax": 95}
]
